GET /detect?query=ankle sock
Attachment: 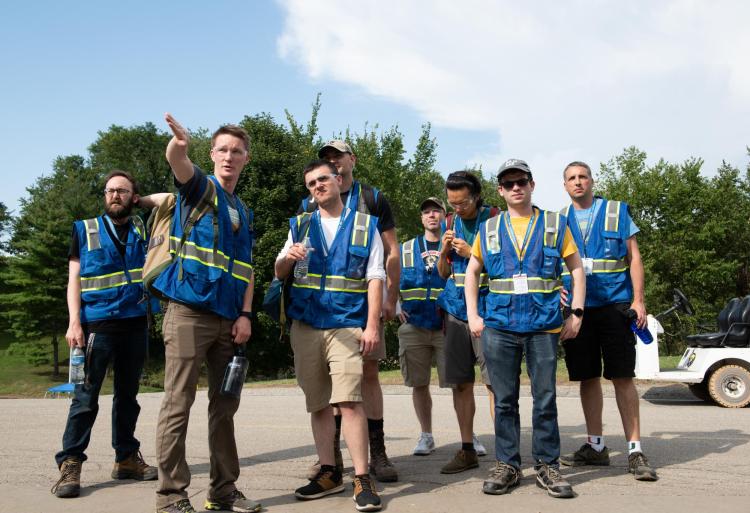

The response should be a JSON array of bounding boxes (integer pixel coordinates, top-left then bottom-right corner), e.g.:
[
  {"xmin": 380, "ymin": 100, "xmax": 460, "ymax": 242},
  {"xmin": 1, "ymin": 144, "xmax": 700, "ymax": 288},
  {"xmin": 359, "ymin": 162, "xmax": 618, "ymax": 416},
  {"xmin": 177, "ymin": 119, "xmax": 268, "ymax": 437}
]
[
  {"xmin": 587, "ymin": 434, "xmax": 605, "ymax": 452},
  {"xmin": 628, "ymin": 440, "xmax": 642, "ymax": 454},
  {"xmin": 461, "ymin": 442, "xmax": 475, "ymax": 452}
]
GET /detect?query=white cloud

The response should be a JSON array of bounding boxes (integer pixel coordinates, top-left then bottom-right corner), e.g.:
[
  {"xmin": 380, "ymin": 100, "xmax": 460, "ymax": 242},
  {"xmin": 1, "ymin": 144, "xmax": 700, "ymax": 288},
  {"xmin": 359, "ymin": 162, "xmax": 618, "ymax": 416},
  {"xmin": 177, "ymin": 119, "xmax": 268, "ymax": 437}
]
[{"xmin": 277, "ymin": 0, "xmax": 750, "ymax": 209}]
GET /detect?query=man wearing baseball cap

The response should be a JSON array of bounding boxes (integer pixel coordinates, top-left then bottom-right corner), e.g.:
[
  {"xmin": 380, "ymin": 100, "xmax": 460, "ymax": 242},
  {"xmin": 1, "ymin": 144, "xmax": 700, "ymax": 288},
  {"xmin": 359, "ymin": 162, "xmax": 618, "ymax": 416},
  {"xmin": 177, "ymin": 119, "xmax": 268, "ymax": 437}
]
[
  {"xmin": 298, "ymin": 140, "xmax": 400, "ymax": 483},
  {"xmin": 397, "ymin": 197, "xmax": 449, "ymax": 455},
  {"xmin": 466, "ymin": 159, "xmax": 585, "ymax": 498}
]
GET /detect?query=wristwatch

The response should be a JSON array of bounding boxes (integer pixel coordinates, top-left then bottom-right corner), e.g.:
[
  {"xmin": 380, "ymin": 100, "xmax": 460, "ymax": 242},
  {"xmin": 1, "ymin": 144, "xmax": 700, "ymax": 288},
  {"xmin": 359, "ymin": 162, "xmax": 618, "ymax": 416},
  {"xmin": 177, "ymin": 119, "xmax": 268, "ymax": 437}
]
[
  {"xmin": 239, "ymin": 310, "xmax": 254, "ymax": 320},
  {"xmin": 571, "ymin": 308, "xmax": 584, "ymax": 318}
]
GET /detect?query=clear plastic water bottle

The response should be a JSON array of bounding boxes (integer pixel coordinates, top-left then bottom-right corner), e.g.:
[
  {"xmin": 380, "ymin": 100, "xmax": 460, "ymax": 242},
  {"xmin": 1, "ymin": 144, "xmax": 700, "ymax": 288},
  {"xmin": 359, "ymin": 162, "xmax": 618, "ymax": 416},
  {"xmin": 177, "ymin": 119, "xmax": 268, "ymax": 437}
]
[
  {"xmin": 625, "ymin": 309, "xmax": 653, "ymax": 344},
  {"xmin": 70, "ymin": 347, "xmax": 85, "ymax": 384},
  {"xmin": 294, "ymin": 236, "xmax": 313, "ymax": 279},
  {"xmin": 220, "ymin": 345, "xmax": 249, "ymax": 398}
]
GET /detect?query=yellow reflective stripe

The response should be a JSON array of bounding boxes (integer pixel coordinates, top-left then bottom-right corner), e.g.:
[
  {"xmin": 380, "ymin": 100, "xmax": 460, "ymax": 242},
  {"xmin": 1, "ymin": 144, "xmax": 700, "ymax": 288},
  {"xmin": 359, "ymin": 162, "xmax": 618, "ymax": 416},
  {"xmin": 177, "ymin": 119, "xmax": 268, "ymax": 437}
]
[
  {"xmin": 429, "ymin": 288, "xmax": 443, "ymax": 300},
  {"xmin": 292, "ymin": 274, "xmax": 367, "ymax": 293},
  {"xmin": 400, "ymin": 288, "xmax": 428, "ymax": 301},
  {"xmin": 452, "ymin": 273, "xmax": 489, "ymax": 287},
  {"xmin": 562, "ymin": 258, "xmax": 628, "ymax": 275},
  {"xmin": 402, "ymin": 239, "xmax": 415, "ymax": 267},
  {"xmin": 605, "ymin": 200, "xmax": 620, "ymax": 232},
  {"xmin": 489, "ymin": 277, "xmax": 561, "ymax": 293},
  {"xmin": 485, "ymin": 215, "xmax": 501, "ymax": 253},
  {"xmin": 84, "ymin": 218, "xmax": 100, "ymax": 250},
  {"xmin": 80, "ymin": 268, "xmax": 143, "ymax": 292},
  {"xmin": 351, "ymin": 212, "xmax": 370, "ymax": 247},
  {"xmin": 544, "ymin": 211, "xmax": 560, "ymax": 248}
]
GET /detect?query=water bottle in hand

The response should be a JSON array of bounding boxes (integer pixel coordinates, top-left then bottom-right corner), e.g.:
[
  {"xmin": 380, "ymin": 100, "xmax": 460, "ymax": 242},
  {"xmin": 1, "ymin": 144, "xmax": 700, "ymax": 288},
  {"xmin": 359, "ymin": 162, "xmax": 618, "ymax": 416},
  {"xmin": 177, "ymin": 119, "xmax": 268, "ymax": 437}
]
[
  {"xmin": 70, "ymin": 347, "xmax": 85, "ymax": 384},
  {"xmin": 220, "ymin": 345, "xmax": 249, "ymax": 398},
  {"xmin": 294, "ymin": 236, "xmax": 313, "ymax": 278},
  {"xmin": 625, "ymin": 309, "xmax": 653, "ymax": 344}
]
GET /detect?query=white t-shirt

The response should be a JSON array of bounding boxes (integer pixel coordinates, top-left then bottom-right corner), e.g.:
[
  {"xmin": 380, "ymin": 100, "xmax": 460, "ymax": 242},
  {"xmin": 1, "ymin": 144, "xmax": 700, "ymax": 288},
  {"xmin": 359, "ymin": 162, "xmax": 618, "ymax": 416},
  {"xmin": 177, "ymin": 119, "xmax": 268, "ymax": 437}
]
[{"xmin": 275, "ymin": 214, "xmax": 386, "ymax": 282}]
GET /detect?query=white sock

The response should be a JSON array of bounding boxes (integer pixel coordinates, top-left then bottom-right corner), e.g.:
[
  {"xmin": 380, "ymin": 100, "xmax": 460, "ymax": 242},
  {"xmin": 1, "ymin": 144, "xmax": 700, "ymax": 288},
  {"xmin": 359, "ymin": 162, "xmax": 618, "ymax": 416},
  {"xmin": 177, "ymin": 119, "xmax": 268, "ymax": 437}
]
[
  {"xmin": 587, "ymin": 434, "xmax": 605, "ymax": 452},
  {"xmin": 421, "ymin": 432, "xmax": 433, "ymax": 438},
  {"xmin": 628, "ymin": 441, "xmax": 642, "ymax": 454}
]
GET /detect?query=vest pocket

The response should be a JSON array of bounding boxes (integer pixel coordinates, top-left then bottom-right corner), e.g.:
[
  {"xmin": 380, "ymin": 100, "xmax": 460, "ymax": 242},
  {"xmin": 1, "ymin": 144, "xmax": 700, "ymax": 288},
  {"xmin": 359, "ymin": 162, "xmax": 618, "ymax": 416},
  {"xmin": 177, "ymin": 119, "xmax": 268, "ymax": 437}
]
[
  {"xmin": 602, "ymin": 232, "xmax": 625, "ymax": 258},
  {"xmin": 346, "ymin": 245, "xmax": 369, "ymax": 279},
  {"xmin": 540, "ymin": 246, "xmax": 560, "ymax": 278},
  {"xmin": 82, "ymin": 286, "xmax": 118, "ymax": 306}
]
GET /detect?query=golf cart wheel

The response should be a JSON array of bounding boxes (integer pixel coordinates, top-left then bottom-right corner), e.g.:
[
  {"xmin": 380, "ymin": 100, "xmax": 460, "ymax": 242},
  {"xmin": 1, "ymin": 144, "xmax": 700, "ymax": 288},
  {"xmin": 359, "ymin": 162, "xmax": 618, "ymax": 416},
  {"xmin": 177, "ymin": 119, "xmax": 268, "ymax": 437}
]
[
  {"xmin": 707, "ymin": 365, "xmax": 750, "ymax": 408},
  {"xmin": 688, "ymin": 382, "xmax": 712, "ymax": 403}
]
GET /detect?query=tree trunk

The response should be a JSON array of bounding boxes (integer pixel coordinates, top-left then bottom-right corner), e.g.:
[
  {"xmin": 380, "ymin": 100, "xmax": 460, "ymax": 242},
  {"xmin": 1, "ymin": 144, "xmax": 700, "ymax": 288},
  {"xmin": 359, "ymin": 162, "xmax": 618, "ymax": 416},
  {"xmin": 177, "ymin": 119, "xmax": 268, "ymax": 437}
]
[{"xmin": 51, "ymin": 332, "xmax": 59, "ymax": 377}]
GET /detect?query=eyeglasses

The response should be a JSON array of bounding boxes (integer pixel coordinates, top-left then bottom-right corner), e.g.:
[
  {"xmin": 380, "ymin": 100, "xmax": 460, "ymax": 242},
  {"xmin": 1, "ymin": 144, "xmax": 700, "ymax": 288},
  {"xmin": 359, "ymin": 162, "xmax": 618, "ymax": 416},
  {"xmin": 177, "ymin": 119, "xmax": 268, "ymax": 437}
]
[
  {"xmin": 306, "ymin": 173, "xmax": 338, "ymax": 189},
  {"xmin": 448, "ymin": 197, "xmax": 475, "ymax": 210},
  {"xmin": 500, "ymin": 178, "xmax": 530, "ymax": 189},
  {"xmin": 104, "ymin": 188, "xmax": 132, "ymax": 196}
]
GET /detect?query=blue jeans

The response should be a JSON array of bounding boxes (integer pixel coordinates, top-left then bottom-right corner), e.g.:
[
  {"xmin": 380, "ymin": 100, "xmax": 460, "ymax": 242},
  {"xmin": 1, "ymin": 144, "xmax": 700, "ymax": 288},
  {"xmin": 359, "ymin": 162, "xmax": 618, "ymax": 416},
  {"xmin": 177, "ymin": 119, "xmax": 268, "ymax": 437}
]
[
  {"xmin": 482, "ymin": 327, "xmax": 560, "ymax": 469},
  {"xmin": 55, "ymin": 326, "xmax": 147, "ymax": 466}
]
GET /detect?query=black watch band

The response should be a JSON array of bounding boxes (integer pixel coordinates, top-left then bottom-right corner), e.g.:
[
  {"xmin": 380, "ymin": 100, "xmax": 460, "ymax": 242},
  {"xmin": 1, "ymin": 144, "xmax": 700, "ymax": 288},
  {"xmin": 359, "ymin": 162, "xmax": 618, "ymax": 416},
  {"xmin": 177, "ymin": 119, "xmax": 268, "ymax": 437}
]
[
  {"xmin": 239, "ymin": 310, "xmax": 254, "ymax": 320},
  {"xmin": 571, "ymin": 308, "xmax": 584, "ymax": 318}
]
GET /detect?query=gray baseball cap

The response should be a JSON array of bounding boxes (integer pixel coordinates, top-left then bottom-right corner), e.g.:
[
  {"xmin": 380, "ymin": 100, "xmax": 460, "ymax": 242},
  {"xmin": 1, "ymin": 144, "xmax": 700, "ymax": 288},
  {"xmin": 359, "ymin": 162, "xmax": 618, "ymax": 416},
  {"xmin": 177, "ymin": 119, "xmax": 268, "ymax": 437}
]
[
  {"xmin": 318, "ymin": 139, "xmax": 353, "ymax": 157},
  {"xmin": 497, "ymin": 158, "xmax": 533, "ymax": 181},
  {"xmin": 420, "ymin": 197, "xmax": 446, "ymax": 212}
]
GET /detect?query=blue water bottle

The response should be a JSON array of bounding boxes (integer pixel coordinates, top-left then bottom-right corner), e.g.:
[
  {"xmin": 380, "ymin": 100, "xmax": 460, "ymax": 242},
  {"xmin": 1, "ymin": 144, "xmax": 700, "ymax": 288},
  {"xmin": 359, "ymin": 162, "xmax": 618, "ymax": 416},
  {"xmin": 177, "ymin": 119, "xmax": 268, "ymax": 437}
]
[
  {"xmin": 70, "ymin": 347, "xmax": 85, "ymax": 384},
  {"xmin": 625, "ymin": 309, "xmax": 653, "ymax": 344}
]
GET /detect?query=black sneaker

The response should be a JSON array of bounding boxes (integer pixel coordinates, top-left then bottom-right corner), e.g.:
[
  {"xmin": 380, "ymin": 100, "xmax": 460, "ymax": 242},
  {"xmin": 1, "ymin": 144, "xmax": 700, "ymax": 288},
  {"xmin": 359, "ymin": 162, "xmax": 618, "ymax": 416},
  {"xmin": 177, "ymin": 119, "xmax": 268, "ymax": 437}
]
[
  {"xmin": 536, "ymin": 463, "xmax": 575, "ymax": 498},
  {"xmin": 628, "ymin": 451, "xmax": 658, "ymax": 481},
  {"xmin": 482, "ymin": 461, "xmax": 521, "ymax": 495},
  {"xmin": 560, "ymin": 444, "xmax": 610, "ymax": 467},
  {"xmin": 156, "ymin": 499, "xmax": 197, "ymax": 513},
  {"xmin": 352, "ymin": 475, "xmax": 381, "ymax": 512},
  {"xmin": 295, "ymin": 468, "xmax": 345, "ymax": 500}
]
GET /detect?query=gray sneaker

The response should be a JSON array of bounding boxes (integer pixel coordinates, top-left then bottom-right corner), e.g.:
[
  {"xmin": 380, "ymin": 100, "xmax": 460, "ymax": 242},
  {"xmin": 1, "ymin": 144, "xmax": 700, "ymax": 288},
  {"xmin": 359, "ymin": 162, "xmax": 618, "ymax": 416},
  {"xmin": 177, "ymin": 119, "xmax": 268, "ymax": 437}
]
[
  {"xmin": 156, "ymin": 499, "xmax": 197, "ymax": 513},
  {"xmin": 536, "ymin": 463, "xmax": 574, "ymax": 498},
  {"xmin": 560, "ymin": 444, "xmax": 610, "ymax": 467},
  {"xmin": 628, "ymin": 451, "xmax": 658, "ymax": 481},
  {"xmin": 482, "ymin": 461, "xmax": 521, "ymax": 495}
]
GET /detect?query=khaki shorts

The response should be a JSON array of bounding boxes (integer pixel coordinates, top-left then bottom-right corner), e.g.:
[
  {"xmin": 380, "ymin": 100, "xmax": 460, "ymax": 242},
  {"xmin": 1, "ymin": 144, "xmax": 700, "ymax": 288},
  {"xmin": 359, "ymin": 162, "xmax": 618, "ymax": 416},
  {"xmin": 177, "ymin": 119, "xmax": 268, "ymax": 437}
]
[
  {"xmin": 398, "ymin": 323, "xmax": 447, "ymax": 388},
  {"xmin": 290, "ymin": 320, "xmax": 364, "ymax": 413},
  {"xmin": 361, "ymin": 321, "xmax": 387, "ymax": 361}
]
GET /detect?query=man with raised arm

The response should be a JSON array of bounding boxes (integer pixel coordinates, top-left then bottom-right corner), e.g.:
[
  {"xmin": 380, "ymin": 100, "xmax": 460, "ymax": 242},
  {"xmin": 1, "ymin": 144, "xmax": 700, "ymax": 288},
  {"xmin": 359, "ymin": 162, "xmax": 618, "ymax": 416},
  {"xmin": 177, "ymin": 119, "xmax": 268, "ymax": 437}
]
[
  {"xmin": 558, "ymin": 161, "xmax": 657, "ymax": 482},
  {"xmin": 153, "ymin": 114, "xmax": 259, "ymax": 513},
  {"xmin": 466, "ymin": 159, "xmax": 585, "ymax": 498},
  {"xmin": 277, "ymin": 159, "xmax": 384, "ymax": 511}
]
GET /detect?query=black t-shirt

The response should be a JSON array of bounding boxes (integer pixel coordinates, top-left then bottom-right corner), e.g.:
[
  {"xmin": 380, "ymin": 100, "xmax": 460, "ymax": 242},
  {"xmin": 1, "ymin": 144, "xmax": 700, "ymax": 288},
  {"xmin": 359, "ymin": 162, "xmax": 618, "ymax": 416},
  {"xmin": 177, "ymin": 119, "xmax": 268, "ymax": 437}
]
[
  {"xmin": 176, "ymin": 166, "xmax": 246, "ymax": 234},
  {"xmin": 296, "ymin": 183, "xmax": 396, "ymax": 234},
  {"xmin": 69, "ymin": 218, "xmax": 146, "ymax": 333}
]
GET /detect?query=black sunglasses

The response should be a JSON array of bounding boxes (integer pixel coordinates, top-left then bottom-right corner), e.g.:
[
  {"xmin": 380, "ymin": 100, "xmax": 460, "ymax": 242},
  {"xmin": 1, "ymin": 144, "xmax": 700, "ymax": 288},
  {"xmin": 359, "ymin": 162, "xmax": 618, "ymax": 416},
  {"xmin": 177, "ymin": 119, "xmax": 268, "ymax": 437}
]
[{"xmin": 500, "ymin": 178, "xmax": 530, "ymax": 189}]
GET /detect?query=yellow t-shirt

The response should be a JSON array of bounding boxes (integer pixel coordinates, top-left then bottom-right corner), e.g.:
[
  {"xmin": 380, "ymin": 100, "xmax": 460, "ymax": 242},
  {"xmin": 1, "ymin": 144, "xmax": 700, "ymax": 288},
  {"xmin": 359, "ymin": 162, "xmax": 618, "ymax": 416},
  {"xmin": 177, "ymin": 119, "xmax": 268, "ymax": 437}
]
[{"xmin": 470, "ymin": 211, "xmax": 577, "ymax": 333}]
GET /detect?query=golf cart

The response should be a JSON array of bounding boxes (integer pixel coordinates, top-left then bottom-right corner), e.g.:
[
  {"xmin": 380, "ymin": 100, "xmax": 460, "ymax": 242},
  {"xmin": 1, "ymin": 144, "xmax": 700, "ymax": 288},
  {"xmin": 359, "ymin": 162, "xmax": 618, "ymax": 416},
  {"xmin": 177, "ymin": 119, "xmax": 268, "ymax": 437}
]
[{"xmin": 634, "ymin": 289, "xmax": 750, "ymax": 408}]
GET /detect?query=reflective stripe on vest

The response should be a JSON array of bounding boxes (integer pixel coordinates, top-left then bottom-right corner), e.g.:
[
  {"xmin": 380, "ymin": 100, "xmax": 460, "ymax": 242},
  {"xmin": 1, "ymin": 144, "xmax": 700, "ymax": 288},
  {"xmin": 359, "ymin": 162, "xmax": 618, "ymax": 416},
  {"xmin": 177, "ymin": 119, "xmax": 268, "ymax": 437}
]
[
  {"xmin": 400, "ymin": 287, "xmax": 445, "ymax": 301},
  {"xmin": 452, "ymin": 273, "xmax": 489, "ymax": 287},
  {"xmin": 562, "ymin": 258, "xmax": 628, "ymax": 276},
  {"xmin": 605, "ymin": 200, "xmax": 621, "ymax": 232},
  {"xmin": 488, "ymin": 276, "xmax": 561, "ymax": 294},
  {"xmin": 80, "ymin": 268, "xmax": 144, "ymax": 292},
  {"xmin": 402, "ymin": 238, "xmax": 415, "ymax": 267},
  {"xmin": 352, "ymin": 211, "xmax": 370, "ymax": 247},
  {"xmin": 84, "ymin": 218, "xmax": 101, "ymax": 250},
  {"xmin": 292, "ymin": 273, "xmax": 367, "ymax": 293},
  {"xmin": 485, "ymin": 215, "xmax": 502, "ymax": 254},
  {"xmin": 544, "ymin": 210, "xmax": 560, "ymax": 248},
  {"xmin": 168, "ymin": 236, "xmax": 254, "ymax": 281}
]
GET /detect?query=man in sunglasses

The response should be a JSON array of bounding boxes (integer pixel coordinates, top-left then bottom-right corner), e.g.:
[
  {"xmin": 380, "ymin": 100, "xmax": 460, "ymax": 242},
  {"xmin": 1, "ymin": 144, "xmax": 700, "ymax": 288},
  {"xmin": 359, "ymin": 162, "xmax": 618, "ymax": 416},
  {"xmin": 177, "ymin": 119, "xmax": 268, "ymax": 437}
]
[
  {"xmin": 465, "ymin": 159, "xmax": 585, "ymax": 498},
  {"xmin": 53, "ymin": 170, "xmax": 161, "ymax": 499},
  {"xmin": 276, "ymin": 159, "xmax": 385, "ymax": 511},
  {"xmin": 558, "ymin": 161, "xmax": 657, "ymax": 482}
]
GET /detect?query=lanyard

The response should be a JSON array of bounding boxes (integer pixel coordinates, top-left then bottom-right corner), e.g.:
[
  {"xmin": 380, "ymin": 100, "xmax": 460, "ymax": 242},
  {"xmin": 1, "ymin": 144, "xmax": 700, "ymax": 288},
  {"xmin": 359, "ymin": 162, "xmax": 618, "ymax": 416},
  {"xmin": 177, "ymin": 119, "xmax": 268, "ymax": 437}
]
[
  {"xmin": 504, "ymin": 210, "xmax": 536, "ymax": 271},
  {"xmin": 574, "ymin": 201, "xmax": 596, "ymax": 258},
  {"xmin": 315, "ymin": 207, "xmax": 349, "ymax": 257},
  {"xmin": 103, "ymin": 215, "xmax": 131, "ymax": 246},
  {"xmin": 417, "ymin": 235, "xmax": 441, "ymax": 272}
]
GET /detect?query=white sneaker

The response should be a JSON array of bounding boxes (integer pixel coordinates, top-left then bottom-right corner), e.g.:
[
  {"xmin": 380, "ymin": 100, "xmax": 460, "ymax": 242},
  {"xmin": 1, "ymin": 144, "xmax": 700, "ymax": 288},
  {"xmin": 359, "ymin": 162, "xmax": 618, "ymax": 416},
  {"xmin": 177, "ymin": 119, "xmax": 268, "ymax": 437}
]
[
  {"xmin": 473, "ymin": 433, "xmax": 487, "ymax": 456},
  {"xmin": 413, "ymin": 433, "xmax": 435, "ymax": 455}
]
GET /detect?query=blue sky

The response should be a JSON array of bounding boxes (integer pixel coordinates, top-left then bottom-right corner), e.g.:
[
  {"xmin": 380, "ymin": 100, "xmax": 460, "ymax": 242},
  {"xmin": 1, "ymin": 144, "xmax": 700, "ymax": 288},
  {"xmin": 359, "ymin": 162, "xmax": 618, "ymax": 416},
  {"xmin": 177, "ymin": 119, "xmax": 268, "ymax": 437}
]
[{"xmin": 2, "ymin": 1, "xmax": 749, "ymax": 216}]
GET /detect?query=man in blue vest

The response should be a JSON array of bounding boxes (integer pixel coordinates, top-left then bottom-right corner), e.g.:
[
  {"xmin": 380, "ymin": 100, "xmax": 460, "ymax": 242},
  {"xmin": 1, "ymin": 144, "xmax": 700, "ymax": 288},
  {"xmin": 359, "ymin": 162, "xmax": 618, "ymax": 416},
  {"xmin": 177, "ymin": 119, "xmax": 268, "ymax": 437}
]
[
  {"xmin": 52, "ymin": 170, "xmax": 159, "ymax": 499},
  {"xmin": 276, "ymin": 159, "xmax": 385, "ymax": 512},
  {"xmin": 558, "ymin": 161, "xmax": 658, "ymax": 481},
  {"xmin": 153, "ymin": 114, "xmax": 259, "ymax": 513},
  {"xmin": 466, "ymin": 159, "xmax": 585, "ymax": 498},
  {"xmin": 398, "ymin": 197, "xmax": 448, "ymax": 455},
  {"xmin": 436, "ymin": 171, "xmax": 497, "ymax": 473},
  {"xmin": 302, "ymin": 140, "xmax": 399, "ymax": 483}
]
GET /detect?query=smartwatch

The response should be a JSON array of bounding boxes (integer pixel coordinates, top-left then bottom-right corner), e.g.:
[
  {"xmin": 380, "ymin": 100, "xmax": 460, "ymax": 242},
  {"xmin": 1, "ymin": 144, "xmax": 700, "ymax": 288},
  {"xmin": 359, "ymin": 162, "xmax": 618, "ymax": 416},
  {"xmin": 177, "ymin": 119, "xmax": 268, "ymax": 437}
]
[
  {"xmin": 571, "ymin": 308, "xmax": 584, "ymax": 318},
  {"xmin": 239, "ymin": 310, "xmax": 254, "ymax": 320}
]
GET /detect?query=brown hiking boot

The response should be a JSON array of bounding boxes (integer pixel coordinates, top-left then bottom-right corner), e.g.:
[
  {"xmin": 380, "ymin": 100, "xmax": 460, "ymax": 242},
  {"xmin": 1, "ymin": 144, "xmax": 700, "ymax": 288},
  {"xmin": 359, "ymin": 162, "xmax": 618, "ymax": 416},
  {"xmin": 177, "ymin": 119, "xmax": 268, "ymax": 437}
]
[
  {"xmin": 112, "ymin": 450, "xmax": 158, "ymax": 481},
  {"xmin": 368, "ymin": 429, "xmax": 398, "ymax": 482},
  {"xmin": 440, "ymin": 449, "xmax": 479, "ymax": 474},
  {"xmin": 51, "ymin": 457, "xmax": 82, "ymax": 498}
]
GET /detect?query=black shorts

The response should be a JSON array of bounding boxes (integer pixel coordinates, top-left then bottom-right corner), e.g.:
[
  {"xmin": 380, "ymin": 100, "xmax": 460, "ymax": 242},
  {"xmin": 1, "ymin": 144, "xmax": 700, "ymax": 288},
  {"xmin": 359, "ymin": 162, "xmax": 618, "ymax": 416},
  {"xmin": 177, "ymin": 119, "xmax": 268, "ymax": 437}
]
[
  {"xmin": 443, "ymin": 314, "xmax": 489, "ymax": 385},
  {"xmin": 562, "ymin": 303, "xmax": 636, "ymax": 381}
]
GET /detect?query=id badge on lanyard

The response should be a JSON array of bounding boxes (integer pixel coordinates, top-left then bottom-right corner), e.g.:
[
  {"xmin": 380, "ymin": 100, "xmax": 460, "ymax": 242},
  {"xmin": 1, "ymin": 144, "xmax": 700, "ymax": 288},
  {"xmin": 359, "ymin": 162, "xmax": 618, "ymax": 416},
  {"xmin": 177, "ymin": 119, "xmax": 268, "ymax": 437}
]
[
  {"xmin": 513, "ymin": 273, "xmax": 529, "ymax": 294},
  {"xmin": 582, "ymin": 257, "xmax": 594, "ymax": 276}
]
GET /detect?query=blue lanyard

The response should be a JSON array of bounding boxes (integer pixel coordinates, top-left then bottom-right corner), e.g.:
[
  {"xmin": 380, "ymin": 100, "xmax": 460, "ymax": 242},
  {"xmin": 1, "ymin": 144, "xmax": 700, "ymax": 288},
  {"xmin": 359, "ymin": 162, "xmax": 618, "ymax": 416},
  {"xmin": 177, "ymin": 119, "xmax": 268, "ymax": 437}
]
[
  {"xmin": 315, "ymin": 208, "xmax": 349, "ymax": 257},
  {"xmin": 504, "ymin": 210, "xmax": 536, "ymax": 272},
  {"xmin": 574, "ymin": 201, "xmax": 596, "ymax": 258},
  {"xmin": 103, "ymin": 215, "xmax": 131, "ymax": 246}
]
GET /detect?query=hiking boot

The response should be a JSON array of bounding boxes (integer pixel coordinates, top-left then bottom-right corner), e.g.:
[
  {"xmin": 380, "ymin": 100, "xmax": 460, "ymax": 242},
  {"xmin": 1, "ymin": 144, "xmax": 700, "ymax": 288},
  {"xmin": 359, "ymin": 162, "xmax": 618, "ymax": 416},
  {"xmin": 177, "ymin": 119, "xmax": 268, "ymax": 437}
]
[
  {"xmin": 352, "ymin": 475, "xmax": 382, "ymax": 512},
  {"xmin": 535, "ymin": 463, "xmax": 574, "ymax": 498},
  {"xmin": 560, "ymin": 444, "xmax": 610, "ymax": 467},
  {"xmin": 413, "ymin": 433, "xmax": 435, "ymax": 456},
  {"xmin": 628, "ymin": 451, "xmax": 658, "ymax": 481},
  {"xmin": 156, "ymin": 499, "xmax": 197, "ymax": 513},
  {"xmin": 294, "ymin": 468, "xmax": 345, "ymax": 500},
  {"xmin": 205, "ymin": 490, "xmax": 261, "ymax": 512},
  {"xmin": 440, "ymin": 449, "xmax": 479, "ymax": 474},
  {"xmin": 472, "ymin": 433, "xmax": 487, "ymax": 457},
  {"xmin": 369, "ymin": 429, "xmax": 398, "ymax": 482},
  {"xmin": 482, "ymin": 461, "xmax": 521, "ymax": 495},
  {"xmin": 112, "ymin": 450, "xmax": 158, "ymax": 481},
  {"xmin": 306, "ymin": 432, "xmax": 344, "ymax": 479},
  {"xmin": 51, "ymin": 457, "xmax": 82, "ymax": 498}
]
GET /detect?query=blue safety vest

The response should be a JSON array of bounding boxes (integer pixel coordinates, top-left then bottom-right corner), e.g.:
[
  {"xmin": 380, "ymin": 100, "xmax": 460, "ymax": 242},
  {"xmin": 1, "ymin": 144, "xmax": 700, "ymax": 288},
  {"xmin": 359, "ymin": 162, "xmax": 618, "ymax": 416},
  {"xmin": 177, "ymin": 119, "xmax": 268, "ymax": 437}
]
[
  {"xmin": 399, "ymin": 236, "xmax": 446, "ymax": 330},
  {"xmin": 561, "ymin": 198, "xmax": 632, "ymax": 307},
  {"xmin": 479, "ymin": 208, "xmax": 566, "ymax": 333},
  {"xmin": 76, "ymin": 215, "xmax": 148, "ymax": 323},
  {"xmin": 152, "ymin": 175, "xmax": 254, "ymax": 319},
  {"xmin": 436, "ymin": 206, "xmax": 495, "ymax": 321},
  {"xmin": 287, "ymin": 209, "xmax": 379, "ymax": 329}
]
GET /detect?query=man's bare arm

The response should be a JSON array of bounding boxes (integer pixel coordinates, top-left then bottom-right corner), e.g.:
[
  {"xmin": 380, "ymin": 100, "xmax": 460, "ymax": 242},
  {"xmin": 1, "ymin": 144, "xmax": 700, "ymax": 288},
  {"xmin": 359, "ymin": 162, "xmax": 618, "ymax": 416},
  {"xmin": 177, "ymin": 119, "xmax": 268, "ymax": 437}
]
[
  {"xmin": 164, "ymin": 113, "xmax": 194, "ymax": 185},
  {"xmin": 65, "ymin": 258, "xmax": 84, "ymax": 348},
  {"xmin": 380, "ymin": 227, "xmax": 400, "ymax": 320}
]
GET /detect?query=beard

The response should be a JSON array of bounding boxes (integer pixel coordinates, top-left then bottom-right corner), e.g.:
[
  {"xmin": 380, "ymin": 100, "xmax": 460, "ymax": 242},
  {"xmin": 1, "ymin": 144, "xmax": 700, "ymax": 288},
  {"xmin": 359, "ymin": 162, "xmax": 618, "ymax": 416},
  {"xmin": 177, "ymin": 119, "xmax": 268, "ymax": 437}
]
[{"xmin": 105, "ymin": 198, "xmax": 134, "ymax": 220}]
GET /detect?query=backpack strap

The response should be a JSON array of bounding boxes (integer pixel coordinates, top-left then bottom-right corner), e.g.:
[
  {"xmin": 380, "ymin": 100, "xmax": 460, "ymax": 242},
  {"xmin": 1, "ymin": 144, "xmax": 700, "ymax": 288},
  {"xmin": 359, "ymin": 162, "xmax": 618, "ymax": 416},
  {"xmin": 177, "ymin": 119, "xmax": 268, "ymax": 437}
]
[
  {"xmin": 177, "ymin": 178, "xmax": 218, "ymax": 281},
  {"xmin": 83, "ymin": 218, "xmax": 101, "ymax": 250}
]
